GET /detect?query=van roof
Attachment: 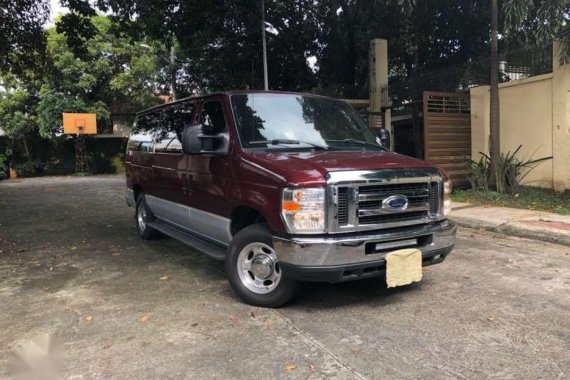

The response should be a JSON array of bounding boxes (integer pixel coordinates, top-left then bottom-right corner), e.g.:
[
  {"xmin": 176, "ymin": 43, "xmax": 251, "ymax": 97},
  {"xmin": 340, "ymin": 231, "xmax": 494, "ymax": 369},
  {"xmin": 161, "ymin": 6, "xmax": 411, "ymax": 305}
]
[{"xmin": 136, "ymin": 90, "xmax": 330, "ymax": 116}]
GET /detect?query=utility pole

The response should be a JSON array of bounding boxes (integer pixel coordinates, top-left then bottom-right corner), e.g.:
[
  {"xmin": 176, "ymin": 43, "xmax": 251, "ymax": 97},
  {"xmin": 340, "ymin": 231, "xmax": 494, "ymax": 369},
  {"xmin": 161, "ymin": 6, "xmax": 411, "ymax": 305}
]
[
  {"xmin": 261, "ymin": 0, "xmax": 268, "ymax": 90},
  {"xmin": 489, "ymin": 0, "xmax": 501, "ymax": 191},
  {"xmin": 170, "ymin": 37, "xmax": 177, "ymax": 101}
]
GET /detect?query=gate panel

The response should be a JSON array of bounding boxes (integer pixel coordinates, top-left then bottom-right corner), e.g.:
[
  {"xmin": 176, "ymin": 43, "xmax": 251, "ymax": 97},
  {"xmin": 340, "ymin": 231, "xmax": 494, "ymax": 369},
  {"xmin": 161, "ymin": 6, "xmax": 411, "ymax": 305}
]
[{"xmin": 423, "ymin": 92, "xmax": 471, "ymax": 187}]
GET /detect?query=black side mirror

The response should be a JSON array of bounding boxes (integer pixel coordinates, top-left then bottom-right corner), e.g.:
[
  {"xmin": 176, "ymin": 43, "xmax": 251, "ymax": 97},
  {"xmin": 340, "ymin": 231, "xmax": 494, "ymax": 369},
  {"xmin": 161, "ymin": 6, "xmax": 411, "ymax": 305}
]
[
  {"xmin": 182, "ymin": 124, "xmax": 203, "ymax": 154},
  {"xmin": 378, "ymin": 128, "xmax": 391, "ymax": 150},
  {"xmin": 182, "ymin": 124, "xmax": 229, "ymax": 156}
]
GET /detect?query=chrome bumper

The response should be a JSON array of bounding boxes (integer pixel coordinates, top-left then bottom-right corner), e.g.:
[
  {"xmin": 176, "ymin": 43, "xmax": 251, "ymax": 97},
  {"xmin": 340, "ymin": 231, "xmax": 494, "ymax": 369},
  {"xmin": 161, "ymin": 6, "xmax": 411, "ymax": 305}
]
[
  {"xmin": 125, "ymin": 189, "xmax": 135, "ymax": 207},
  {"xmin": 272, "ymin": 220, "xmax": 456, "ymax": 267}
]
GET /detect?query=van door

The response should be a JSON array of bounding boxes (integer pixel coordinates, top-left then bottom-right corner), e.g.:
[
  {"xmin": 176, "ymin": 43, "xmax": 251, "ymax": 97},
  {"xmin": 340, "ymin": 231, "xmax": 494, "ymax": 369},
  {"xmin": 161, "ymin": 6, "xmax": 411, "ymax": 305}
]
[
  {"xmin": 127, "ymin": 112, "xmax": 158, "ymax": 196},
  {"xmin": 149, "ymin": 102, "xmax": 195, "ymax": 228},
  {"xmin": 184, "ymin": 97, "xmax": 233, "ymax": 246}
]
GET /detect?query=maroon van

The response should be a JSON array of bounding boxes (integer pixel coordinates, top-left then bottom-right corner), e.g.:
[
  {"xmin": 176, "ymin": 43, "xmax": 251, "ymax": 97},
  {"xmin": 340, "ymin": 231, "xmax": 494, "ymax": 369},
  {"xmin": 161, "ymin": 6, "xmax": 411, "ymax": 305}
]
[{"xmin": 125, "ymin": 91, "xmax": 456, "ymax": 307}]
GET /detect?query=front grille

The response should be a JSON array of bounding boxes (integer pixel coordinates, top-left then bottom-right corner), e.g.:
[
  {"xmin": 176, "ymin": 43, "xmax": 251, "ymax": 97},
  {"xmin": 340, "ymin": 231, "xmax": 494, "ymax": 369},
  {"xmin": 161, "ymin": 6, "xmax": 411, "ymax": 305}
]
[
  {"xmin": 332, "ymin": 179, "xmax": 442, "ymax": 231},
  {"xmin": 429, "ymin": 182, "xmax": 440, "ymax": 214},
  {"xmin": 358, "ymin": 183, "xmax": 430, "ymax": 210},
  {"xmin": 337, "ymin": 186, "xmax": 349, "ymax": 225},
  {"xmin": 359, "ymin": 211, "xmax": 428, "ymax": 225}
]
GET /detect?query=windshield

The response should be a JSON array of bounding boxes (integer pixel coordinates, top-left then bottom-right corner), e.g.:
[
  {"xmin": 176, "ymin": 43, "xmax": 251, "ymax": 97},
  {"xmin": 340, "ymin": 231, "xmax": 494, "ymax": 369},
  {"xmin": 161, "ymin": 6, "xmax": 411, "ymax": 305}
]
[{"xmin": 230, "ymin": 93, "xmax": 383, "ymax": 151}]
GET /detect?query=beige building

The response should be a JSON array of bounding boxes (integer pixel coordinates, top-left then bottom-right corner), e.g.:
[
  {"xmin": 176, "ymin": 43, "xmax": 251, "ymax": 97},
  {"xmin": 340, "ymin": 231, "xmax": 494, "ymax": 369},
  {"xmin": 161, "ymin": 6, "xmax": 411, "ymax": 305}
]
[{"xmin": 470, "ymin": 42, "xmax": 570, "ymax": 192}]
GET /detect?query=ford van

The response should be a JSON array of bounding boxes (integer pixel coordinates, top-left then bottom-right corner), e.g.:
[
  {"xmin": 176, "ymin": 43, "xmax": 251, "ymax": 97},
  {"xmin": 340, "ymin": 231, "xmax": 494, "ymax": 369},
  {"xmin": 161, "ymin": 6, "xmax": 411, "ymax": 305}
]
[{"xmin": 125, "ymin": 91, "xmax": 457, "ymax": 307}]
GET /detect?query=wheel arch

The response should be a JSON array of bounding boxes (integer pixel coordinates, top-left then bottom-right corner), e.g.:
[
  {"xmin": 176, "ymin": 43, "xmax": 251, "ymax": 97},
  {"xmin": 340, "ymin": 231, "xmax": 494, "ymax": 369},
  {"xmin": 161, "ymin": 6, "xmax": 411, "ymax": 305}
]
[
  {"xmin": 230, "ymin": 205, "xmax": 268, "ymax": 236},
  {"xmin": 132, "ymin": 184, "xmax": 143, "ymax": 201}
]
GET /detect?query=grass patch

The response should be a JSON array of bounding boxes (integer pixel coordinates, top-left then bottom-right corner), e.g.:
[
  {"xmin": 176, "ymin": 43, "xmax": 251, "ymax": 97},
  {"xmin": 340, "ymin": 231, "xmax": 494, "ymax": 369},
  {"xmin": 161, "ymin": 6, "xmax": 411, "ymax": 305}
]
[{"xmin": 452, "ymin": 186, "xmax": 570, "ymax": 215}]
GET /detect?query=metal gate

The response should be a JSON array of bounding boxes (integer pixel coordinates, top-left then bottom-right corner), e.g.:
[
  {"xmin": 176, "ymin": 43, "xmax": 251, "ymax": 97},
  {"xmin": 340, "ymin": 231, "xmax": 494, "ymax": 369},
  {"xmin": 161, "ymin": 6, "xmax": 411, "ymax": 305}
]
[{"xmin": 423, "ymin": 91, "xmax": 471, "ymax": 187}]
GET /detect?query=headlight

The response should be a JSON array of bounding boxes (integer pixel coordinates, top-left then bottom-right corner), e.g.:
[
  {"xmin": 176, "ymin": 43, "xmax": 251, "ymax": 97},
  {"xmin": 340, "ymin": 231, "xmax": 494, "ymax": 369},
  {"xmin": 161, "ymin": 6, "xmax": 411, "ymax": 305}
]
[
  {"xmin": 443, "ymin": 180, "xmax": 452, "ymax": 217},
  {"xmin": 281, "ymin": 188, "xmax": 325, "ymax": 233}
]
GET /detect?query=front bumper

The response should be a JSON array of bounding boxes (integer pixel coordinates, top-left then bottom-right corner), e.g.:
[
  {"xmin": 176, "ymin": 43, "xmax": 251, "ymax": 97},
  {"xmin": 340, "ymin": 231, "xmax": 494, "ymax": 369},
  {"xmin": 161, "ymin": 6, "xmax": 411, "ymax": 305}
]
[{"xmin": 273, "ymin": 220, "xmax": 456, "ymax": 282}]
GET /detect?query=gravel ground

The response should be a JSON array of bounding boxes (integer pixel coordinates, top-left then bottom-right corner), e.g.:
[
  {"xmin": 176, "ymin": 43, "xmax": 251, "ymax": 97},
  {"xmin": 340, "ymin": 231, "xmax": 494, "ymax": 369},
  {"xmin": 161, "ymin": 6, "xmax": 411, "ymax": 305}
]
[{"xmin": 0, "ymin": 175, "xmax": 569, "ymax": 379}]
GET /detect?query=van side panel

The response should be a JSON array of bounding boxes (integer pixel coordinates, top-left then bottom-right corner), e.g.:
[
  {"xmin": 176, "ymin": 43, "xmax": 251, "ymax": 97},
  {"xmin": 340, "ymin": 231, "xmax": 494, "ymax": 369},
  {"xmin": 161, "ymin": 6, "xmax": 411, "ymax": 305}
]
[
  {"xmin": 228, "ymin": 156, "xmax": 288, "ymax": 234},
  {"xmin": 126, "ymin": 119, "xmax": 156, "ymax": 199}
]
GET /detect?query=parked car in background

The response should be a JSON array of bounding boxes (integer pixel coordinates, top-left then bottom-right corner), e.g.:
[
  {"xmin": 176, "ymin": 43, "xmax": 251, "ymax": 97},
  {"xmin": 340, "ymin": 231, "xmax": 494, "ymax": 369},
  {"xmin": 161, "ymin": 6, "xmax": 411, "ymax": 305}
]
[{"xmin": 125, "ymin": 91, "xmax": 456, "ymax": 307}]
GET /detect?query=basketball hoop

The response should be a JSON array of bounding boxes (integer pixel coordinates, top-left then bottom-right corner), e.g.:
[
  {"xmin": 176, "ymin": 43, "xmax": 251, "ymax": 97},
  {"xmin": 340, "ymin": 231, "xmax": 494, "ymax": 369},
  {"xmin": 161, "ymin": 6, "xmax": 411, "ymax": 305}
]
[{"xmin": 62, "ymin": 113, "xmax": 97, "ymax": 174}]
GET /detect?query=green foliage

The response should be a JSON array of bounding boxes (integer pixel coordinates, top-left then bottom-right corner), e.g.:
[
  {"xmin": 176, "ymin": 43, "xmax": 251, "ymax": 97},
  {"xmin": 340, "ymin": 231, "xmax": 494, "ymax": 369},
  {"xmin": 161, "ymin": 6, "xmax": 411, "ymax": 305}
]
[
  {"xmin": 56, "ymin": 0, "xmax": 506, "ymax": 97},
  {"xmin": 111, "ymin": 155, "xmax": 125, "ymax": 174},
  {"xmin": 47, "ymin": 16, "xmax": 167, "ymax": 104},
  {"xmin": 0, "ymin": 88, "xmax": 39, "ymax": 160},
  {"xmin": 35, "ymin": 87, "xmax": 111, "ymax": 138},
  {"xmin": 465, "ymin": 154, "xmax": 491, "ymax": 190},
  {"xmin": 0, "ymin": 0, "xmax": 50, "ymax": 76},
  {"xmin": 36, "ymin": 87, "xmax": 91, "ymax": 138},
  {"xmin": 465, "ymin": 146, "xmax": 552, "ymax": 195},
  {"xmin": 453, "ymin": 186, "xmax": 570, "ymax": 215},
  {"xmin": 496, "ymin": 145, "xmax": 552, "ymax": 195},
  {"xmin": 0, "ymin": 154, "xmax": 8, "ymax": 179},
  {"xmin": 2, "ymin": 14, "xmax": 167, "ymax": 153},
  {"xmin": 0, "ymin": 90, "xmax": 38, "ymax": 138},
  {"xmin": 502, "ymin": 0, "xmax": 570, "ymax": 61},
  {"xmin": 12, "ymin": 160, "xmax": 46, "ymax": 177}
]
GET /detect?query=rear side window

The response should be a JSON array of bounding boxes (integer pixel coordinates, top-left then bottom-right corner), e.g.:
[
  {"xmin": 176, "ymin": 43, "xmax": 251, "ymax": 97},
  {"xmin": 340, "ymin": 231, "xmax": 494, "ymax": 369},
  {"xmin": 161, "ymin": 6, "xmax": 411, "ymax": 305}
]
[
  {"xmin": 155, "ymin": 101, "xmax": 195, "ymax": 154},
  {"xmin": 128, "ymin": 111, "xmax": 160, "ymax": 152}
]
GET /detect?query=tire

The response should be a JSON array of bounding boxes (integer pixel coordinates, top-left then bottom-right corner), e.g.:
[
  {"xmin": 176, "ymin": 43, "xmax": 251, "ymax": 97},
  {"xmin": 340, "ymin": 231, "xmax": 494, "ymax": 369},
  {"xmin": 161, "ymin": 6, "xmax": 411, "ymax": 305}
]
[
  {"xmin": 225, "ymin": 224, "xmax": 297, "ymax": 307},
  {"xmin": 135, "ymin": 194, "xmax": 161, "ymax": 240}
]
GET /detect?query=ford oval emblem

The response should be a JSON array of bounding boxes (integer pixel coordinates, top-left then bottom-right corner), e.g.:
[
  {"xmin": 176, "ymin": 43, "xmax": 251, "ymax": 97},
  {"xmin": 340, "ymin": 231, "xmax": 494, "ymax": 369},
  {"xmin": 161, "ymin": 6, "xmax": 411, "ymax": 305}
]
[{"xmin": 382, "ymin": 195, "xmax": 409, "ymax": 212}]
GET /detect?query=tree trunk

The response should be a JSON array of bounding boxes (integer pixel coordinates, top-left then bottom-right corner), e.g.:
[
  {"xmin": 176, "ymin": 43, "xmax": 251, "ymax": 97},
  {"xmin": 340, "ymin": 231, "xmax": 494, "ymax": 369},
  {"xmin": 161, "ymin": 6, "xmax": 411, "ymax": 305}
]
[
  {"xmin": 489, "ymin": 0, "xmax": 501, "ymax": 192},
  {"xmin": 170, "ymin": 43, "xmax": 177, "ymax": 101},
  {"xmin": 22, "ymin": 137, "xmax": 32, "ymax": 162}
]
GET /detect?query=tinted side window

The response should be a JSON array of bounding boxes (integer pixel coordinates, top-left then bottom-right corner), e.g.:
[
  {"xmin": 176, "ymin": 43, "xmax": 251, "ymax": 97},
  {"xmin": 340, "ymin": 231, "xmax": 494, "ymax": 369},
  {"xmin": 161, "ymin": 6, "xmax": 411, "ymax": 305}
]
[
  {"xmin": 128, "ymin": 111, "xmax": 160, "ymax": 152},
  {"xmin": 200, "ymin": 101, "xmax": 227, "ymax": 134},
  {"xmin": 155, "ymin": 101, "xmax": 195, "ymax": 154}
]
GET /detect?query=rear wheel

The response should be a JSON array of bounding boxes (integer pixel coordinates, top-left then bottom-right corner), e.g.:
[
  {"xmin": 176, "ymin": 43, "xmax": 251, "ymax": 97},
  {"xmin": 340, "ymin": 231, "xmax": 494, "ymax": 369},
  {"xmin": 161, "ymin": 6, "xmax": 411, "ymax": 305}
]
[
  {"xmin": 135, "ymin": 194, "xmax": 161, "ymax": 240},
  {"xmin": 225, "ymin": 224, "xmax": 297, "ymax": 307}
]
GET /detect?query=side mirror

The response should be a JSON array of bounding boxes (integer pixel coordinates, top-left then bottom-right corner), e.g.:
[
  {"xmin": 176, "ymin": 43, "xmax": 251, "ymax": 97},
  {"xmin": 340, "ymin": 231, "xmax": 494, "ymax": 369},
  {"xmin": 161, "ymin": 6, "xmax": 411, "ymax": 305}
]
[
  {"xmin": 378, "ymin": 128, "xmax": 391, "ymax": 150},
  {"xmin": 181, "ymin": 124, "xmax": 203, "ymax": 155},
  {"xmin": 182, "ymin": 124, "xmax": 229, "ymax": 156}
]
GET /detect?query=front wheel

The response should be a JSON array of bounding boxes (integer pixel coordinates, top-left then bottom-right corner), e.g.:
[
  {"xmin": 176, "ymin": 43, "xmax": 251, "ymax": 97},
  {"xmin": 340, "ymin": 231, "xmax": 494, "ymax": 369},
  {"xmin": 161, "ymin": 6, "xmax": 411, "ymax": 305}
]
[
  {"xmin": 135, "ymin": 194, "xmax": 161, "ymax": 240},
  {"xmin": 225, "ymin": 224, "xmax": 297, "ymax": 307}
]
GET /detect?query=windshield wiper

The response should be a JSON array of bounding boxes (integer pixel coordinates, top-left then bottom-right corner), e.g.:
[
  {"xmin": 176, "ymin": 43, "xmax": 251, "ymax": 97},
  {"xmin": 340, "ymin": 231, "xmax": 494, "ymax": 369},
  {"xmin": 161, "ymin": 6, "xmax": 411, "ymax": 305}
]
[
  {"xmin": 326, "ymin": 139, "xmax": 387, "ymax": 151},
  {"xmin": 248, "ymin": 139, "xmax": 328, "ymax": 150}
]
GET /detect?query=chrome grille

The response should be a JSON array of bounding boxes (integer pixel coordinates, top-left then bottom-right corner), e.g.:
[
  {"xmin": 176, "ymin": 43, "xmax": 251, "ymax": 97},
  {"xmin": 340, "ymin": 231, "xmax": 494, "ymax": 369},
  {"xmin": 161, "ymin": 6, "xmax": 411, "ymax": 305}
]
[
  {"xmin": 337, "ymin": 187, "xmax": 349, "ymax": 225},
  {"xmin": 359, "ymin": 211, "xmax": 428, "ymax": 225},
  {"xmin": 358, "ymin": 182, "xmax": 431, "ymax": 225},
  {"xmin": 429, "ymin": 182, "xmax": 440, "ymax": 214},
  {"xmin": 329, "ymin": 172, "xmax": 443, "ymax": 233}
]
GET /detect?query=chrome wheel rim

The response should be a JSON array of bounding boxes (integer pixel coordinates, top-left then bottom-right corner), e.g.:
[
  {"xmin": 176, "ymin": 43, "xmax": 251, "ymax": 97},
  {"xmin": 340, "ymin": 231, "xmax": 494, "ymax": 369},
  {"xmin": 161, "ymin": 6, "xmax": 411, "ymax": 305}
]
[
  {"xmin": 137, "ymin": 204, "xmax": 147, "ymax": 231},
  {"xmin": 237, "ymin": 242, "xmax": 281, "ymax": 294}
]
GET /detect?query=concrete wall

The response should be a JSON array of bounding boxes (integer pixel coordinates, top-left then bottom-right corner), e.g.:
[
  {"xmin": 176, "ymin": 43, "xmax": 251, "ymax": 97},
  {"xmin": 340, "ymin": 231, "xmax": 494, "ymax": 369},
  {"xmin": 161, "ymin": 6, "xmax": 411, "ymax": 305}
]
[
  {"xmin": 470, "ymin": 42, "xmax": 570, "ymax": 191},
  {"xmin": 470, "ymin": 74, "xmax": 554, "ymax": 188},
  {"xmin": 551, "ymin": 43, "xmax": 570, "ymax": 192}
]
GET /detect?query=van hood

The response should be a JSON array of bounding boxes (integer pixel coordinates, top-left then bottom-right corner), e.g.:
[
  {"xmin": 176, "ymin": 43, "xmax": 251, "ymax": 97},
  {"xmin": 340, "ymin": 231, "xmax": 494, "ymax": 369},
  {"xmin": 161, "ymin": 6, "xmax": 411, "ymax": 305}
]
[{"xmin": 242, "ymin": 150, "xmax": 437, "ymax": 187}]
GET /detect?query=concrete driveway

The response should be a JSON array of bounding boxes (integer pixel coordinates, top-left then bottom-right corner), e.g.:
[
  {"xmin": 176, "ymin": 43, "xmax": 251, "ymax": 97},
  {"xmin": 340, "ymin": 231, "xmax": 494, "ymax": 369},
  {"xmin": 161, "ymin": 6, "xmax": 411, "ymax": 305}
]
[{"xmin": 0, "ymin": 176, "xmax": 569, "ymax": 379}]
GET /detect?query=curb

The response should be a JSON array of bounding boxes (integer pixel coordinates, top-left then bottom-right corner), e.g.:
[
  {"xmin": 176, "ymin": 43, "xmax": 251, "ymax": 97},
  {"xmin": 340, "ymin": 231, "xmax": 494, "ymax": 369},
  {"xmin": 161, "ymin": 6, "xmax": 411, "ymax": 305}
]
[{"xmin": 452, "ymin": 216, "xmax": 570, "ymax": 247}]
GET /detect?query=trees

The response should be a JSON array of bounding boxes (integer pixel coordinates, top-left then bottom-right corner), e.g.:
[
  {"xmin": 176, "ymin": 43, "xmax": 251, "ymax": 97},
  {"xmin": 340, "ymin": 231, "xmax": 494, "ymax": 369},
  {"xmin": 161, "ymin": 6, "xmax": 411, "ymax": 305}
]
[
  {"xmin": 56, "ymin": 0, "xmax": 499, "ymax": 99},
  {"xmin": 54, "ymin": 0, "xmax": 321, "ymax": 93},
  {"xmin": 484, "ymin": 0, "xmax": 570, "ymax": 192},
  {"xmin": 503, "ymin": 0, "xmax": 570, "ymax": 58},
  {"xmin": 0, "ymin": 0, "xmax": 50, "ymax": 77},
  {"xmin": 0, "ymin": 88, "xmax": 38, "ymax": 161},
  {"xmin": 489, "ymin": 0, "xmax": 501, "ymax": 192},
  {"xmin": 0, "ymin": 14, "xmax": 169, "ymax": 165},
  {"xmin": 36, "ymin": 15, "xmax": 167, "ymax": 138},
  {"xmin": 3, "ymin": 0, "xmax": 566, "ymax": 171}
]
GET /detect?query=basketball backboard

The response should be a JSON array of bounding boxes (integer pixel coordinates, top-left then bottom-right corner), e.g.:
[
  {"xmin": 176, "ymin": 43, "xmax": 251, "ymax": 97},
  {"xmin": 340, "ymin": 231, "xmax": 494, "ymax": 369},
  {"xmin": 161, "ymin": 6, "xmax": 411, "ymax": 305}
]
[{"xmin": 63, "ymin": 113, "xmax": 97, "ymax": 135}]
